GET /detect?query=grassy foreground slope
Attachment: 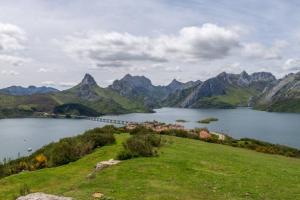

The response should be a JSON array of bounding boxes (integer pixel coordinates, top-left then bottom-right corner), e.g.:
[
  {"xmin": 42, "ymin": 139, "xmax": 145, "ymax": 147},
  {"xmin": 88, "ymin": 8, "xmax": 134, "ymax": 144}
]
[{"xmin": 1, "ymin": 134, "xmax": 300, "ymax": 200}]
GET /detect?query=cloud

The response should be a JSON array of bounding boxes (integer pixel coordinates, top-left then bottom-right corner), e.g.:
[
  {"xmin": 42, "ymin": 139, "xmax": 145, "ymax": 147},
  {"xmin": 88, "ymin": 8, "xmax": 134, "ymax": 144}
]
[
  {"xmin": 60, "ymin": 23, "xmax": 241, "ymax": 68},
  {"xmin": 241, "ymin": 40, "xmax": 287, "ymax": 60},
  {"xmin": 1, "ymin": 70, "xmax": 19, "ymax": 76},
  {"xmin": 0, "ymin": 23, "xmax": 26, "ymax": 52},
  {"xmin": 38, "ymin": 67, "xmax": 52, "ymax": 73},
  {"xmin": 42, "ymin": 81, "xmax": 77, "ymax": 88},
  {"xmin": 58, "ymin": 82, "xmax": 77, "ymax": 87},
  {"xmin": 41, "ymin": 81, "xmax": 56, "ymax": 86},
  {"xmin": 0, "ymin": 22, "xmax": 29, "ymax": 67},
  {"xmin": 283, "ymin": 58, "xmax": 300, "ymax": 71},
  {"xmin": 159, "ymin": 24, "xmax": 241, "ymax": 61},
  {"xmin": 0, "ymin": 54, "xmax": 31, "ymax": 66}
]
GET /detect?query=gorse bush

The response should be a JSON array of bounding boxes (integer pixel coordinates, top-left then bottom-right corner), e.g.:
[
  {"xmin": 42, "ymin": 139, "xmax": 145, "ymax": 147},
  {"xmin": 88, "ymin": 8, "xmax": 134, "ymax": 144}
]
[
  {"xmin": 128, "ymin": 125, "xmax": 156, "ymax": 135},
  {"xmin": 117, "ymin": 127, "xmax": 162, "ymax": 160},
  {"xmin": 0, "ymin": 125, "xmax": 116, "ymax": 178},
  {"xmin": 160, "ymin": 129, "xmax": 199, "ymax": 140},
  {"xmin": 117, "ymin": 134, "xmax": 161, "ymax": 160}
]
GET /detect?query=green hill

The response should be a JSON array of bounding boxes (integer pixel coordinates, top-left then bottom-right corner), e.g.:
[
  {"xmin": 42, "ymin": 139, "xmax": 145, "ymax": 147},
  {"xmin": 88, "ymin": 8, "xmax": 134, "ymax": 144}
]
[
  {"xmin": 0, "ymin": 74, "xmax": 149, "ymax": 118},
  {"xmin": 1, "ymin": 134, "xmax": 299, "ymax": 200}
]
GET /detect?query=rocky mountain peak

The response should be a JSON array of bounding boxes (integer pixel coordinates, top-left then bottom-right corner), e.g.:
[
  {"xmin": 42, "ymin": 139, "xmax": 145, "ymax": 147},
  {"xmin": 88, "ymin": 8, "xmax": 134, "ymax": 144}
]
[
  {"xmin": 76, "ymin": 73, "xmax": 98, "ymax": 101},
  {"xmin": 80, "ymin": 73, "xmax": 97, "ymax": 87},
  {"xmin": 250, "ymin": 72, "xmax": 276, "ymax": 82},
  {"xmin": 167, "ymin": 79, "xmax": 184, "ymax": 91},
  {"xmin": 238, "ymin": 71, "xmax": 251, "ymax": 86},
  {"xmin": 118, "ymin": 74, "xmax": 153, "ymax": 87},
  {"xmin": 240, "ymin": 70, "xmax": 250, "ymax": 78}
]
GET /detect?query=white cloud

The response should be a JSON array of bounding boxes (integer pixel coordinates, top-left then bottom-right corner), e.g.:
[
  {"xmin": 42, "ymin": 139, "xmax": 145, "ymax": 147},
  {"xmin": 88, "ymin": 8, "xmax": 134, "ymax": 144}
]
[
  {"xmin": 42, "ymin": 81, "xmax": 77, "ymax": 88},
  {"xmin": 60, "ymin": 23, "xmax": 241, "ymax": 68},
  {"xmin": 1, "ymin": 70, "xmax": 19, "ymax": 76},
  {"xmin": 58, "ymin": 82, "xmax": 77, "ymax": 87},
  {"xmin": 164, "ymin": 66, "xmax": 182, "ymax": 72},
  {"xmin": 0, "ymin": 54, "xmax": 31, "ymax": 66},
  {"xmin": 0, "ymin": 23, "xmax": 26, "ymax": 52},
  {"xmin": 0, "ymin": 22, "xmax": 30, "ymax": 67},
  {"xmin": 283, "ymin": 58, "xmax": 300, "ymax": 71},
  {"xmin": 159, "ymin": 24, "xmax": 241, "ymax": 61},
  {"xmin": 41, "ymin": 81, "xmax": 56, "ymax": 86},
  {"xmin": 38, "ymin": 68, "xmax": 52, "ymax": 73},
  {"xmin": 242, "ymin": 40, "xmax": 287, "ymax": 60}
]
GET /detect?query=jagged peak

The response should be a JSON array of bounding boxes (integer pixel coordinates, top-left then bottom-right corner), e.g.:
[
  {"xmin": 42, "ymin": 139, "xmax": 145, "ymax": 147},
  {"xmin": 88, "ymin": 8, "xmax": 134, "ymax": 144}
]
[
  {"xmin": 123, "ymin": 73, "xmax": 132, "ymax": 79},
  {"xmin": 119, "ymin": 73, "xmax": 153, "ymax": 85},
  {"xmin": 240, "ymin": 70, "xmax": 249, "ymax": 77},
  {"xmin": 80, "ymin": 73, "xmax": 97, "ymax": 87},
  {"xmin": 169, "ymin": 78, "xmax": 181, "ymax": 85},
  {"xmin": 167, "ymin": 79, "xmax": 184, "ymax": 90}
]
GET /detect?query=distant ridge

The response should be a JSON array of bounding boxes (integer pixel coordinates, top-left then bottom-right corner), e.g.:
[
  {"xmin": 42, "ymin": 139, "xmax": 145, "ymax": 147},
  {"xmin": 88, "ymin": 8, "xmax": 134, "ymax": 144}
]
[
  {"xmin": 109, "ymin": 71, "xmax": 278, "ymax": 109},
  {"xmin": 108, "ymin": 74, "xmax": 199, "ymax": 108},
  {"xmin": 0, "ymin": 70, "xmax": 300, "ymax": 116},
  {"xmin": 0, "ymin": 85, "xmax": 59, "ymax": 96}
]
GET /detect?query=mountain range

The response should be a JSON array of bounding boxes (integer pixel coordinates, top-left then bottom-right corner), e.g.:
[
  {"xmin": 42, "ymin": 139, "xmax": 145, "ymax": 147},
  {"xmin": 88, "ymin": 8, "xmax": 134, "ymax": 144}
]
[
  {"xmin": 0, "ymin": 86, "xmax": 59, "ymax": 96},
  {"xmin": 254, "ymin": 72, "xmax": 300, "ymax": 112},
  {"xmin": 0, "ymin": 70, "xmax": 299, "ymax": 118},
  {"xmin": 0, "ymin": 74, "xmax": 149, "ymax": 118},
  {"xmin": 109, "ymin": 71, "xmax": 277, "ymax": 109}
]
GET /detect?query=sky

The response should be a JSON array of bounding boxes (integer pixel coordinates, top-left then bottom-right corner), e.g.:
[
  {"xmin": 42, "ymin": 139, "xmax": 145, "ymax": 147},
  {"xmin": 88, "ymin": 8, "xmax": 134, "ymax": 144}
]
[{"xmin": 1, "ymin": 0, "xmax": 300, "ymax": 88}]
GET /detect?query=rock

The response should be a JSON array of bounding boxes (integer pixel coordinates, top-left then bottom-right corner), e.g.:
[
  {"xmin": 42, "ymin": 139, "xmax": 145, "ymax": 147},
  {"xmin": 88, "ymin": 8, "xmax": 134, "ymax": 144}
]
[
  {"xmin": 16, "ymin": 192, "xmax": 72, "ymax": 200},
  {"xmin": 255, "ymin": 71, "xmax": 300, "ymax": 112},
  {"xmin": 95, "ymin": 159, "xmax": 121, "ymax": 171},
  {"xmin": 76, "ymin": 73, "xmax": 99, "ymax": 101},
  {"xmin": 92, "ymin": 192, "xmax": 104, "ymax": 199}
]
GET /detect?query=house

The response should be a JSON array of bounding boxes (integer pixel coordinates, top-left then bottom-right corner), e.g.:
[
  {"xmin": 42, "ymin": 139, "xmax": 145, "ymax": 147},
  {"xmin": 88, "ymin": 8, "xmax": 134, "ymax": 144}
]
[{"xmin": 199, "ymin": 129, "xmax": 212, "ymax": 139}]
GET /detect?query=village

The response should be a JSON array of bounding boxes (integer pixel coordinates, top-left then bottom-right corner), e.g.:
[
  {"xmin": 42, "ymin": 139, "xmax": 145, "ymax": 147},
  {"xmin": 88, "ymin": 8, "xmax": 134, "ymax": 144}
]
[{"xmin": 126, "ymin": 120, "xmax": 226, "ymax": 141}]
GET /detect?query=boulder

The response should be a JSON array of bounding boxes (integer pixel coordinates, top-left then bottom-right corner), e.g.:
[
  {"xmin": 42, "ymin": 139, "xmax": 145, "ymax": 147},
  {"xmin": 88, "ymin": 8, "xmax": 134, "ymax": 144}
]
[
  {"xmin": 95, "ymin": 159, "xmax": 121, "ymax": 171},
  {"xmin": 17, "ymin": 192, "xmax": 72, "ymax": 200}
]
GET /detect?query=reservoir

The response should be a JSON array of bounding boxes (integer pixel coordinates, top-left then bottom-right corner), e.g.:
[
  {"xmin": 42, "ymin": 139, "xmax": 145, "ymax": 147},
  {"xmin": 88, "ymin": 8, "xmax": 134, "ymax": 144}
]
[{"xmin": 1, "ymin": 107, "xmax": 300, "ymax": 160}]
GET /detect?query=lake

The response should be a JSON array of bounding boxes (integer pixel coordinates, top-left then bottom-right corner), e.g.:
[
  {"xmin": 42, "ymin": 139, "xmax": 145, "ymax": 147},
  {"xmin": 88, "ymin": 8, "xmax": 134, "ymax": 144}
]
[{"xmin": 1, "ymin": 107, "xmax": 300, "ymax": 160}]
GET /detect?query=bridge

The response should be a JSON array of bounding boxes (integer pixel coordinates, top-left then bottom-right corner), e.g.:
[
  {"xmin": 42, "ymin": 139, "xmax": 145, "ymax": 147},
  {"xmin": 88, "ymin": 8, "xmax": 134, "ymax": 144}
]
[{"xmin": 87, "ymin": 117, "xmax": 137, "ymax": 125}]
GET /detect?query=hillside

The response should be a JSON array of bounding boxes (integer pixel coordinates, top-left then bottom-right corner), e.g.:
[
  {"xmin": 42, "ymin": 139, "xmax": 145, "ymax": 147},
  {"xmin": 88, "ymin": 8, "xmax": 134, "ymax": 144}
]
[
  {"xmin": 0, "ymin": 74, "xmax": 149, "ymax": 118},
  {"xmin": 108, "ymin": 74, "xmax": 200, "ymax": 108},
  {"xmin": 1, "ymin": 134, "xmax": 299, "ymax": 200},
  {"xmin": 164, "ymin": 71, "xmax": 276, "ymax": 108},
  {"xmin": 51, "ymin": 74, "xmax": 149, "ymax": 115},
  {"xmin": 255, "ymin": 72, "xmax": 300, "ymax": 112}
]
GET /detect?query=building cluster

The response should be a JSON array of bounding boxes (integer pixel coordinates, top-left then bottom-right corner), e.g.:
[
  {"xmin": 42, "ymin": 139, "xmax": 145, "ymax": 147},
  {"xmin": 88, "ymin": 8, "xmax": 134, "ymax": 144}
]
[
  {"xmin": 126, "ymin": 121, "xmax": 185, "ymax": 132},
  {"xmin": 126, "ymin": 120, "xmax": 226, "ymax": 141}
]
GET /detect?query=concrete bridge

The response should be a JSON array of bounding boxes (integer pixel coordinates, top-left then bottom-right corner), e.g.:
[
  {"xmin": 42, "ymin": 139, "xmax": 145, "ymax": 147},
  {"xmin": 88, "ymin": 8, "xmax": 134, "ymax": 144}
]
[{"xmin": 87, "ymin": 117, "xmax": 137, "ymax": 125}]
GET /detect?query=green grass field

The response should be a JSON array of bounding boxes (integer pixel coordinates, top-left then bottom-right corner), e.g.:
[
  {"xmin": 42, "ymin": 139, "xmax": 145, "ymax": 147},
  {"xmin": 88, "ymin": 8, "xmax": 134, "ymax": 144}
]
[{"xmin": 1, "ymin": 134, "xmax": 300, "ymax": 200}]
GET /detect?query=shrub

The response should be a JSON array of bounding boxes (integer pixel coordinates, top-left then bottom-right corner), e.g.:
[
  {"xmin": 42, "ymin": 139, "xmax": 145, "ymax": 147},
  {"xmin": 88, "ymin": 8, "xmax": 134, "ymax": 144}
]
[
  {"xmin": 81, "ymin": 132, "xmax": 115, "ymax": 148},
  {"xmin": 146, "ymin": 134, "xmax": 162, "ymax": 147},
  {"xmin": 117, "ymin": 134, "xmax": 161, "ymax": 160},
  {"xmin": 160, "ymin": 129, "xmax": 198, "ymax": 140},
  {"xmin": 35, "ymin": 154, "xmax": 47, "ymax": 169},
  {"xmin": 116, "ymin": 149, "xmax": 133, "ymax": 160},
  {"xmin": 126, "ymin": 135, "xmax": 154, "ymax": 157},
  {"xmin": 128, "ymin": 125, "xmax": 155, "ymax": 135}
]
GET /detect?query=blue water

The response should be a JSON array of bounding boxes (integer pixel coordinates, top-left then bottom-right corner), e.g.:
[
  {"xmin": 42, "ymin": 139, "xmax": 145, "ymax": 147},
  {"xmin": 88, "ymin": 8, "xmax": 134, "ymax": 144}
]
[{"xmin": 1, "ymin": 107, "xmax": 300, "ymax": 160}]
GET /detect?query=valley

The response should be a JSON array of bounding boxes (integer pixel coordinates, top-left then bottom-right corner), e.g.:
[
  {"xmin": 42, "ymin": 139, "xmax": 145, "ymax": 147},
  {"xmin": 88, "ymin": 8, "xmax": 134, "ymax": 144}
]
[{"xmin": 1, "ymin": 70, "xmax": 300, "ymax": 120}]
